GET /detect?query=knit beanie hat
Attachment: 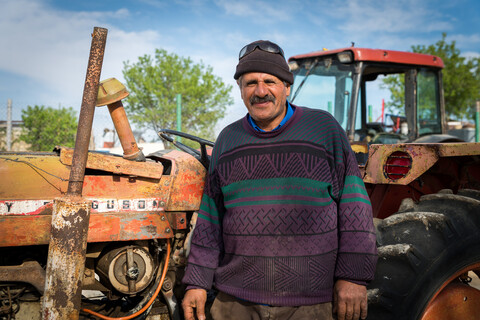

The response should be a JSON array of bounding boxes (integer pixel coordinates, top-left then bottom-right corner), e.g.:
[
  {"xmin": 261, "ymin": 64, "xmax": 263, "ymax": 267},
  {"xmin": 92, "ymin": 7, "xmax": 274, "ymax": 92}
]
[{"xmin": 234, "ymin": 40, "xmax": 294, "ymax": 85}]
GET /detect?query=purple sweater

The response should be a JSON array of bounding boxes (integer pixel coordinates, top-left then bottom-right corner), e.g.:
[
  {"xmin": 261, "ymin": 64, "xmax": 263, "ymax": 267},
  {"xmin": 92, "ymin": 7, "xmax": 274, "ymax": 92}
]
[{"xmin": 182, "ymin": 106, "xmax": 377, "ymax": 306}]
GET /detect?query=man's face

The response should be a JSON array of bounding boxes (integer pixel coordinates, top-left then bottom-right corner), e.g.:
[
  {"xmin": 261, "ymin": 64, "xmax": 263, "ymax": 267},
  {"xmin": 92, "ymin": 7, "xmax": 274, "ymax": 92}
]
[{"xmin": 239, "ymin": 72, "xmax": 291, "ymax": 132}]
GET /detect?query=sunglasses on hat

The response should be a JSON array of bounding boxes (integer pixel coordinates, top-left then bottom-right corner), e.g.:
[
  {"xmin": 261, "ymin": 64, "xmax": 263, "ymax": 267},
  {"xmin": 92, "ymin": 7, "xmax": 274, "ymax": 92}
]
[{"xmin": 239, "ymin": 41, "xmax": 285, "ymax": 60}]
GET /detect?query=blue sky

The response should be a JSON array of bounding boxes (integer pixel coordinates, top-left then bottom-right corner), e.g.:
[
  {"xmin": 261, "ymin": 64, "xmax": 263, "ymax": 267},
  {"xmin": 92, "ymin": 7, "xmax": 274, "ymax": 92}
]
[{"xmin": 1, "ymin": 0, "xmax": 479, "ymax": 145}]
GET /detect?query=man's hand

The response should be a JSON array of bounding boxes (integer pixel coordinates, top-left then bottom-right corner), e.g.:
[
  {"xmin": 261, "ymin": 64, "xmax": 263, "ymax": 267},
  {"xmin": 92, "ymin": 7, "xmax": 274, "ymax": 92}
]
[
  {"xmin": 333, "ymin": 280, "xmax": 367, "ymax": 320},
  {"xmin": 182, "ymin": 288, "xmax": 207, "ymax": 320}
]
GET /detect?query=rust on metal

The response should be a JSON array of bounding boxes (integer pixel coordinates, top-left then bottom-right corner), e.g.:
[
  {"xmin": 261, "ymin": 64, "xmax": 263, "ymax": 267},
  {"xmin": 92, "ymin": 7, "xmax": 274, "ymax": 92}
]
[
  {"xmin": 0, "ymin": 261, "xmax": 46, "ymax": 293},
  {"xmin": 364, "ymin": 142, "xmax": 480, "ymax": 219},
  {"xmin": 165, "ymin": 211, "xmax": 188, "ymax": 230},
  {"xmin": 436, "ymin": 142, "xmax": 480, "ymax": 157},
  {"xmin": 42, "ymin": 197, "xmax": 92, "ymax": 319},
  {"xmin": 87, "ymin": 210, "xmax": 174, "ymax": 241},
  {"xmin": 156, "ymin": 149, "xmax": 206, "ymax": 211},
  {"xmin": 67, "ymin": 27, "xmax": 108, "ymax": 196},
  {"xmin": 364, "ymin": 142, "xmax": 480, "ymax": 185},
  {"xmin": 364, "ymin": 144, "xmax": 438, "ymax": 185},
  {"xmin": 0, "ymin": 210, "xmax": 173, "ymax": 247},
  {"xmin": 60, "ymin": 147, "xmax": 162, "ymax": 179}
]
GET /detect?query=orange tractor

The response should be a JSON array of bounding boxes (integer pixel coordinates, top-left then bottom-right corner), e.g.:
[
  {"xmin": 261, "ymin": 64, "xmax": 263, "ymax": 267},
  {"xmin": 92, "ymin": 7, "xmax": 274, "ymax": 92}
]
[
  {"xmin": 1, "ymin": 28, "xmax": 480, "ymax": 319},
  {"xmin": 288, "ymin": 47, "xmax": 480, "ymax": 319},
  {"xmin": 0, "ymin": 28, "xmax": 212, "ymax": 320}
]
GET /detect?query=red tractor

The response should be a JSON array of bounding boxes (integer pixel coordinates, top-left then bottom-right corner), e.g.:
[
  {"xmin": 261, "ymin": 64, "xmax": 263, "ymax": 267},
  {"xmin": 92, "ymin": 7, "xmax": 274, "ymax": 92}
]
[{"xmin": 288, "ymin": 47, "xmax": 480, "ymax": 319}]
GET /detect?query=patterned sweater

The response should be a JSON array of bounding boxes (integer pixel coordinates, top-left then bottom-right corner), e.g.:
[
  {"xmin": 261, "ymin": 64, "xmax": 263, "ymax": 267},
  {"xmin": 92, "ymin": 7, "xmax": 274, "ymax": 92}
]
[{"xmin": 183, "ymin": 106, "xmax": 377, "ymax": 306}]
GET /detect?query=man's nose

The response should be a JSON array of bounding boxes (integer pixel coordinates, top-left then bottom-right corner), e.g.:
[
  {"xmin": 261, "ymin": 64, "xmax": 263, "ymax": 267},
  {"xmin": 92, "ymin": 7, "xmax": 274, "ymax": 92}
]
[{"xmin": 254, "ymin": 82, "xmax": 268, "ymax": 96}]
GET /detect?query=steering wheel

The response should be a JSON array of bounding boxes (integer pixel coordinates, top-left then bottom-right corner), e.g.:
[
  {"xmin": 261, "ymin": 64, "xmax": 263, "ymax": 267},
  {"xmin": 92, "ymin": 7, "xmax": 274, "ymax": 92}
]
[{"xmin": 158, "ymin": 129, "xmax": 214, "ymax": 169}]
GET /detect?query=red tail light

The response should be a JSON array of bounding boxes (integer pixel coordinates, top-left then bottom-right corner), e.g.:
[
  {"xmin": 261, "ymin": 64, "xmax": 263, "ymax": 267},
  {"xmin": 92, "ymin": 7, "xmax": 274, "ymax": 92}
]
[{"xmin": 384, "ymin": 151, "xmax": 412, "ymax": 180}]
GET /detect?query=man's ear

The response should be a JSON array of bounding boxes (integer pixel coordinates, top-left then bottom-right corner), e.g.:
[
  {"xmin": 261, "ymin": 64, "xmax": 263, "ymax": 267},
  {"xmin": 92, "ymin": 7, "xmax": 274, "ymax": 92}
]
[{"xmin": 237, "ymin": 78, "xmax": 244, "ymax": 99}]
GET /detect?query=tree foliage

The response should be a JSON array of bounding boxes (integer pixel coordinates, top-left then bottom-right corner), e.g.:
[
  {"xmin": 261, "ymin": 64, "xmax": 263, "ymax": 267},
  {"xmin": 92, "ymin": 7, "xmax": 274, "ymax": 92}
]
[
  {"xmin": 381, "ymin": 75, "xmax": 404, "ymax": 115},
  {"xmin": 20, "ymin": 105, "xmax": 77, "ymax": 151},
  {"xmin": 382, "ymin": 33, "xmax": 480, "ymax": 120},
  {"xmin": 122, "ymin": 49, "xmax": 233, "ymax": 142}
]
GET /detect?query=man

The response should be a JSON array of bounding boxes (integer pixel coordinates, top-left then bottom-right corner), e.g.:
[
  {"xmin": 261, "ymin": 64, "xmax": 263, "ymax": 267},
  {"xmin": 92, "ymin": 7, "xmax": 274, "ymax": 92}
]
[{"xmin": 182, "ymin": 40, "xmax": 377, "ymax": 320}]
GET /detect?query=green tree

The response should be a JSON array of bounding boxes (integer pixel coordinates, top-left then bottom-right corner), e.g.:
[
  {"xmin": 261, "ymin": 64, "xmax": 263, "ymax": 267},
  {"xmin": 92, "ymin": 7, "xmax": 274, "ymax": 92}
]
[
  {"xmin": 20, "ymin": 105, "xmax": 78, "ymax": 151},
  {"xmin": 122, "ymin": 49, "xmax": 233, "ymax": 142},
  {"xmin": 382, "ymin": 33, "xmax": 480, "ymax": 119},
  {"xmin": 381, "ymin": 74, "xmax": 404, "ymax": 115}
]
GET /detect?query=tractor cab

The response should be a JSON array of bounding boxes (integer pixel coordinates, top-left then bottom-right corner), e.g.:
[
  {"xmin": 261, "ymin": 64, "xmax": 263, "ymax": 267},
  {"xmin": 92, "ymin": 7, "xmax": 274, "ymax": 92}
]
[{"xmin": 288, "ymin": 47, "xmax": 450, "ymax": 146}]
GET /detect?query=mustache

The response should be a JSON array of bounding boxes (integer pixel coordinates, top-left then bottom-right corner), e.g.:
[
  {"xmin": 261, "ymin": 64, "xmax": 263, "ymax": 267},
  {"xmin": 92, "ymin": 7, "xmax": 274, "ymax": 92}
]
[{"xmin": 250, "ymin": 95, "xmax": 275, "ymax": 105}]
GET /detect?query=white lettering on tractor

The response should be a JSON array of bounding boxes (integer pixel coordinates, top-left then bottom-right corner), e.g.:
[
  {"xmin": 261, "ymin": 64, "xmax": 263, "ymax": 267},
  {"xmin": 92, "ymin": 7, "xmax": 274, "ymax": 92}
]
[{"xmin": 0, "ymin": 198, "xmax": 165, "ymax": 215}]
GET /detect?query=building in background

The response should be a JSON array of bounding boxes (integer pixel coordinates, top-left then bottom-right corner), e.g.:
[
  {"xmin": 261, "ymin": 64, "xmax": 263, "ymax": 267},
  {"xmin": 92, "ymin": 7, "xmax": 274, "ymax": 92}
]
[{"xmin": 0, "ymin": 120, "xmax": 29, "ymax": 151}]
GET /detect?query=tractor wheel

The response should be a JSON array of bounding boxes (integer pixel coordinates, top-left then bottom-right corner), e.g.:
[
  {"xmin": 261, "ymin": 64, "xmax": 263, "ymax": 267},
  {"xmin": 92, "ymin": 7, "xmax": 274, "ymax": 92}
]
[{"xmin": 367, "ymin": 189, "xmax": 480, "ymax": 320}]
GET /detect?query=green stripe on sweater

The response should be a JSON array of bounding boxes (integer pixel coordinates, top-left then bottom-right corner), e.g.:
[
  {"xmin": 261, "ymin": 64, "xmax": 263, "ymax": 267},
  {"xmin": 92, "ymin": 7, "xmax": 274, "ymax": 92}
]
[
  {"xmin": 222, "ymin": 177, "xmax": 332, "ymax": 197},
  {"xmin": 342, "ymin": 175, "xmax": 369, "ymax": 197}
]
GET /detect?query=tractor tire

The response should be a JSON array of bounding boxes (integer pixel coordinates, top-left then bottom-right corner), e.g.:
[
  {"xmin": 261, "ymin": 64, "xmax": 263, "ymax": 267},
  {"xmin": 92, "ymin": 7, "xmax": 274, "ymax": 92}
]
[{"xmin": 367, "ymin": 189, "xmax": 480, "ymax": 320}]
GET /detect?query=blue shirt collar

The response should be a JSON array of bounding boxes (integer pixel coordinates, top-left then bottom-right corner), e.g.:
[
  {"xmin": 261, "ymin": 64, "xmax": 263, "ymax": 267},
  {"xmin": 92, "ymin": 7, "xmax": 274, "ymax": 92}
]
[{"xmin": 247, "ymin": 101, "xmax": 294, "ymax": 132}]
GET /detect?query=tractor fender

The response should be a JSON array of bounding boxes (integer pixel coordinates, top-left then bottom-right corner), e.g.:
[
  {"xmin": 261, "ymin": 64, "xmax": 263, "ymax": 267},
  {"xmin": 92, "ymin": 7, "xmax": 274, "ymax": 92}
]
[
  {"xmin": 414, "ymin": 134, "xmax": 464, "ymax": 143},
  {"xmin": 363, "ymin": 142, "xmax": 480, "ymax": 185}
]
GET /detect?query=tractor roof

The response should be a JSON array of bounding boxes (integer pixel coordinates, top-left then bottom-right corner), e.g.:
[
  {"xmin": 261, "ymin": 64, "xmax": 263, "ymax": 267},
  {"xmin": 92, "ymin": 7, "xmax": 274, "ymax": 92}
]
[{"xmin": 289, "ymin": 47, "xmax": 444, "ymax": 69}]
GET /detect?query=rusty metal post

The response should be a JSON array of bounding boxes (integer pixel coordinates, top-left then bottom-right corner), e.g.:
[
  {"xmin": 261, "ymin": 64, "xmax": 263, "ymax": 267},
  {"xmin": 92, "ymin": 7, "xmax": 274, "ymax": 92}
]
[
  {"xmin": 42, "ymin": 27, "xmax": 107, "ymax": 320},
  {"xmin": 68, "ymin": 27, "xmax": 108, "ymax": 196}
]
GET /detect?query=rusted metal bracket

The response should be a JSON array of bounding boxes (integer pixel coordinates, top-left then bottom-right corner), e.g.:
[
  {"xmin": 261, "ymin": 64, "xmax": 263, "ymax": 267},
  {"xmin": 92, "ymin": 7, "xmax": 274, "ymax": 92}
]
[
  {"xmin": 0, "ymin": 261, "xmax": 46, "ymax": 294},
  {"xmin": 59, "ymin": 146, "xmax": 163, "ymax": 179}
]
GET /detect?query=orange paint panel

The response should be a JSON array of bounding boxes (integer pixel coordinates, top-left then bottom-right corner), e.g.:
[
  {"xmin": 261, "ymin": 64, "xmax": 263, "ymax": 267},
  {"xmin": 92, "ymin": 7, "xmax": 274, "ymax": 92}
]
[
  {"xmin": 82, "ymin": 175, "xmax": 168, "ymax": 199},
  {"xmin": 160, "ymin": 150, "xmax": 206, "ymax": 211},
  {"xmin": 0, "ymin": 154, "xmax": 70, "ymax": 200},
  {"xmin": 87, "ymin": 211, "xmax": 173, "ymax": 242},
  {"xmin": 0, "ymin": 215, "xmax": 51, "ymax": 246},
  {"xmin": 0, "ymin": 211, "xmax": 173, "ymax": 247}
]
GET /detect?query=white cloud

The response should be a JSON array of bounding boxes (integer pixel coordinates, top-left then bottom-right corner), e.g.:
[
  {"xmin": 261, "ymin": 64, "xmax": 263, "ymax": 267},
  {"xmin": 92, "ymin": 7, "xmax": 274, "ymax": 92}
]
[
  {"xmin": 0, "ymin": 0, "xmax": 159, "ymax": 106},
  {"xmin": 137, "ymin": 0, "xmax": 169, "ymax": 9},
  {"xmin": 463, "ymin": 51, "xmax": 480, "ymax": 59},
  {"xmin": 215, "ymin": 0, "xmax": 293, "ymax": 22},
  {"xmin": 306, "ymin": 0, "xmax": 454, "ymax": 35},
  {"xmin": 0, "ymin": 0, "xmax": 164, "ymax": 106},
  {"xmin": 0, "ymin": 0, "xmax": 162, "ymax": 147},
  {"xmin": 449, "ymin": 33, "xmax": 480, "ymax": 48}
]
